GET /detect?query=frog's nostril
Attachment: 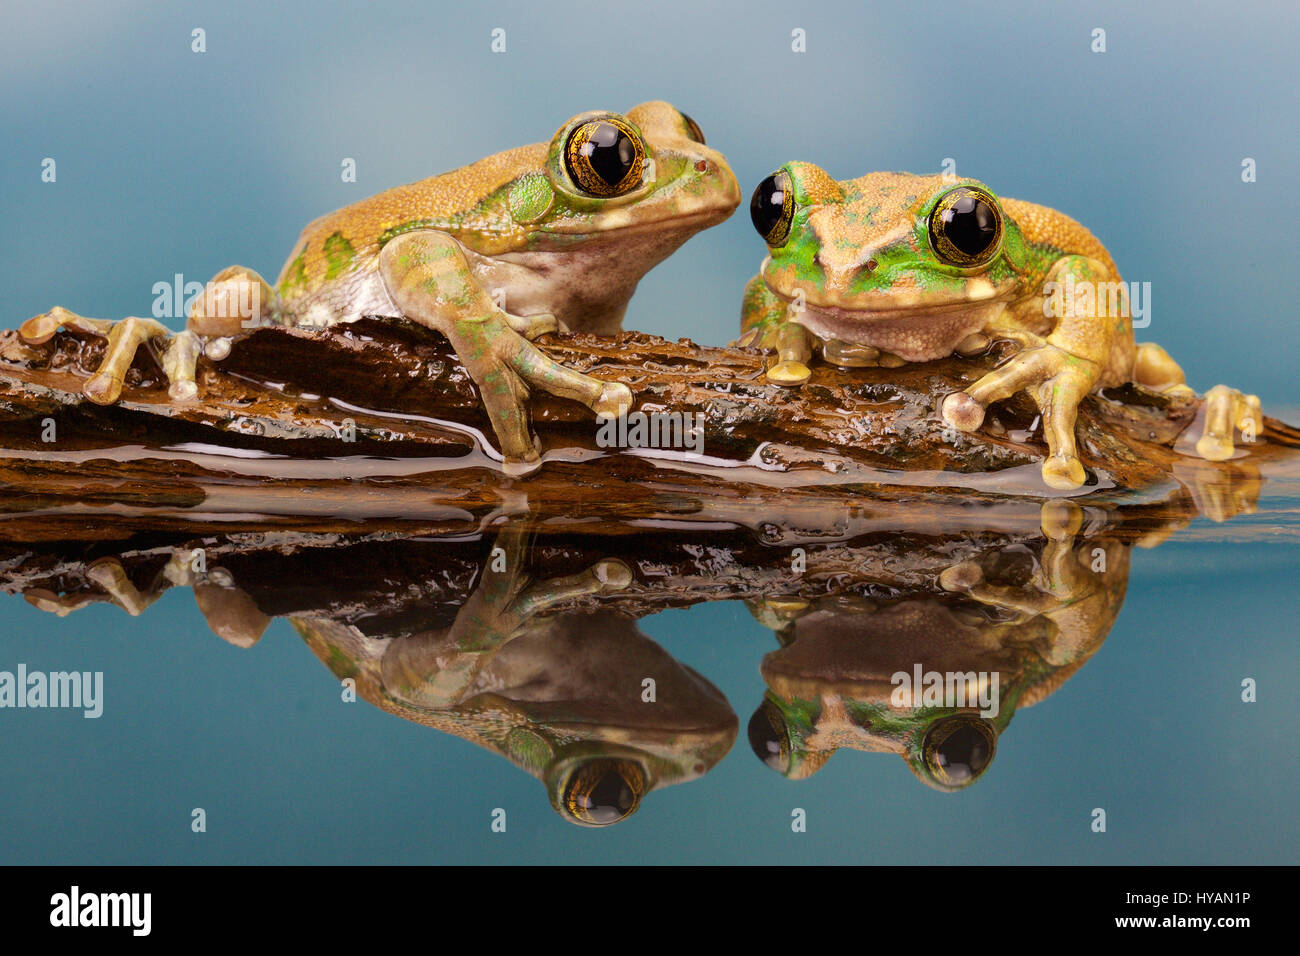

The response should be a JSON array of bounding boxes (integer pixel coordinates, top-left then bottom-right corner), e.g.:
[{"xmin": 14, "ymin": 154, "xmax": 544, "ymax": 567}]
[{"xmin": 694, "ymin": 159, "xmax": 709, "ymax": 173}]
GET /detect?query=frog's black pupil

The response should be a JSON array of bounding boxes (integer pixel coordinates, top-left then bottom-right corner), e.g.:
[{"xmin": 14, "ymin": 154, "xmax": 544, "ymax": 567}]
[
  {"xmin": 581, "ymin": 122, "xmax": 636, "ymax": 188},
  {"xmin": 931, "ymin": 720, "xmax": 993, "ymax": 783},
  {"xmin": 750, "ymin": 173, "xmax": 790, "ymax": 243},
  {"xmin": 938, "ymin": 192, "xmax": 998, "ymax": 258},
  {"xmin": 680, "ymin": 111, "xmax": 705, "ymax": 144},
  {"xmin": 572, "ymin": 766, "xmax": 636, "ymax": 825},
  {"xmin": 747, "ymin": 702, "xmax": 790, "ymax": 772}
]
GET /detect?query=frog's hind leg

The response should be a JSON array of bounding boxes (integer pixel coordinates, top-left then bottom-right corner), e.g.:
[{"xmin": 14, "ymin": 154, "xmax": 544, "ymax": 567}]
[
  {"xmin": 24, "ymin": 557, "xmax": 161, "ymax": 617},
  {"xmin": 19, "ymin": 306, "xmax": 115, "ymax": 343},
  {"xmin": 20, "ymin": 308, "xmax": 177, "ymax": 404},
  {"xmin": 1196, "ymin": 384, "xmax": 1263, "ymax": 461},
  {"xmin": 1132, "ymin": 342, "xmax": 1194, "ymax": 396},
  {"xmin": 1132, "ymin": 343, "xmax": 1262, "ymax": 461},
  {"xmin": 19, "ymin": 267, "xmax": 276, "ymax": 405}
]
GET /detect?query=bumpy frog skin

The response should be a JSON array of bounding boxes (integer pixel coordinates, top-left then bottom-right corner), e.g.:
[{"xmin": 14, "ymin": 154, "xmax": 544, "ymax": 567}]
[
  {"xmin": 740, "ymin": 164, "xmax": 1263, "ymax": 489},
  {"xmin": 20, "ymin": 101, "xmax": 740, "ymax": 469}
]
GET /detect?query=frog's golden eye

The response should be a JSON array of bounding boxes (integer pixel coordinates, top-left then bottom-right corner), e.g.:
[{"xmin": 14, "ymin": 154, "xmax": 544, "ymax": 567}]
[
  {"xmin": 747, "ymin": 699, "xmax": 792, "ymax": 773},
  {"xmin": 928, "ymin": 186, "xmax": 1003, "ymax": 267},
  {"xmin": 921, "ymin": 714, "xmax": 997, "ymax": 788},
  {"xmin": 750, "ymin": 170, "xmax": 795, "ymax": 246},
  {"xmin": 679, "ymin": 110, "xmax": 705, "ymax": 144},
  {"xmin": 563, "ymin": 118, "xmax": 646, "ymax": 198},
  {"xmin": 561, "ymin": 758, "xmax": 646, "ymax": 826}
]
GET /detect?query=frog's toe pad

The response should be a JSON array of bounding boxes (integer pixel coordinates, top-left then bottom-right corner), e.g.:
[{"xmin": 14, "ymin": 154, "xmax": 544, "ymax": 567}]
[
  {"xmin": 1196, "ymin": 433, "xmax": 1236, "ymax": 461},
  {"xmin": 939, "ymin": 562, "xmax": 984, "ymax": 592},
  {"xmin": 169, "ymin": 380, "xmax": 199, "ymax": 402},
  {"xmin": 593, "ymin": 559, "xmax": 633, "ymax": 591},
  {"xmin": 593, "ymin": 382, "xmax": 633, "ymax": 419},
  {"xmin": 83, "ymin": 374, "xmax": 122, "ymax": 405},
  {"xmin": 500, "ymin": 453, "xmax": 543, "ymax": 477},
  {"xmin": 941, "ymin": 392, "xmax": 985, "ymax": 432},
  {"xmin": 767, "ymin": 360, "xmax": 812, "ymax": 386},
  {"xmin": 19, "ymin": 312, "xmax": 60, "ymax": 345},
  {"xmin": 1041, "ymin": 454, "xmax": 1087, "ymax": 490},
  {"xmin": 1041, "ymin": 500, "xmax": 1084, "ymax": 540}
]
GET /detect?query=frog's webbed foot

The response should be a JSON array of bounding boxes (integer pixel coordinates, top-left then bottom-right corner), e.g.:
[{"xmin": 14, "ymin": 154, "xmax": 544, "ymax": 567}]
[
  {"xmin": 19, "ymin": 308, "xmax": 202, "ymax": 404},
  {"xmin": 943, "ymin": 344, "xmax": 1099, "ymax": 490},
  {"xmin": 1195, "ymin": 384, "xmax": 1263, "ymax": 462},
  {"xmin": 1169, "ymin": 460, "xmax": 1261, "ymax": 526},
  {"xmin": 475, "ymin": 320, "xmax": 633, "ymax": 469},
  {"xmin": 380, "ymin": 231, "xmax": 632, "ymax": 469},
  {"xmin": 738, "ymin": 278, "xmax": 818, "ymax": 386}
]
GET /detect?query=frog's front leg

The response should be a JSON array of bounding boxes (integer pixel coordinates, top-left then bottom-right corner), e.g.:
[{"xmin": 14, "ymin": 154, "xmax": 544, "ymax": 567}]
[
  {"xmin": 940, "ymin": 502, "xmax": 1114, "ymax": 666},
  {"xmin": 379, "ymin": 521, "xmax": 631, "ymax": 709},
  {"xmin": 942, "ymin": 256, "xmax": 1120, "ymax": 490},
  {"xmin": 736, "ymin": 275, "xmax": 816, "ymax": 385},
  {"xmin": 379, "ymin": 231, "xmax": 631, "ymax": 469}
]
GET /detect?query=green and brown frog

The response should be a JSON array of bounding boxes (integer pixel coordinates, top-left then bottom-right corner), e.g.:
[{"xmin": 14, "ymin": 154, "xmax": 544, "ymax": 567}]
[
  {"xmin": 740, "ymin": 165, "xmax": 1263, "ymax": 489},
  {"xmin": 746, "ymin": 504, "xmax": 1130, "ymax": 790},
  {"xmin": 19, "ymin": 102, "xmax": 740, "ymax": 470},
  {"xmin": 19, "ymin": 521, "xmax": 739, "ymax": 827},
  {"xmin": 293, "ymin": 527, "xmax": 738, "ymax": 827}
]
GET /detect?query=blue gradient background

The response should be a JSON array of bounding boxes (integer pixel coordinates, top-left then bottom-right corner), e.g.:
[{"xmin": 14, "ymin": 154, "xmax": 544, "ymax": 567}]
[{"xmin": 1, "ymin": 0, "xmax": 1297, "ymax": 864}]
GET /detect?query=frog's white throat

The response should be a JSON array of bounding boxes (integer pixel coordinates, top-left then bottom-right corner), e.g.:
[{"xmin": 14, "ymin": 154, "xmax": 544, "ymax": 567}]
[{"xmin": 791, "ymin": 302, "xmax": 1006, "ymax": 363}]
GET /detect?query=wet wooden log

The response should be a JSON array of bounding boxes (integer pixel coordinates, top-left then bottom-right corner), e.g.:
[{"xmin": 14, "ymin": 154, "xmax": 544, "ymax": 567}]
[{"xmin": 0, "ymin": 319, "xmax": 1294, "ymax": 536}]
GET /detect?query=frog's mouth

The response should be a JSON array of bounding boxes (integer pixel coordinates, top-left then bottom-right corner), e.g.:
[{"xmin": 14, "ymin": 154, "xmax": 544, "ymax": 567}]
[{"xmin": 544, "ymin": 204, "xmax": 736, "ymax": 238}]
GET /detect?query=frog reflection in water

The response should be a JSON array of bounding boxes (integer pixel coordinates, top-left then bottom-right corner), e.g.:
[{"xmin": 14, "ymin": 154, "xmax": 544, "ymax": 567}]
[
  {"xmin": 293, "ymin": 544, "xmax": 738, "ymax": 828},
  {"xmin": 19, "ymin": 102, "xmax": 740, "ymax": 469},
  {"xmin": 11, "ymin": 462, "xmax": 1263, "ymax": 812},
  {"xmin": 746, "ymin": 503, "xmax": 1130, "ymax": 790},
  {"xmin": 740, "ymin": 165, "xmax": 1263, "ymax": 489}
]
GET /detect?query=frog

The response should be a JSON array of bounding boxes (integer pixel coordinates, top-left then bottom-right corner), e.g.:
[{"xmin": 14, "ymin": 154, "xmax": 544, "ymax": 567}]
[
  {"xmin": 21, "ymin": 519, "xmax": 739, "ymax": 827},
  {"xmin": 284, "ymin": 523, "xmax": 738, "ymax": 828},
  {"xmin": 738, "ymin": 164, "xmax": 1263, "ymax": 489},
  {"xmin": 746, "ymin": 502, "xmax": 1129, "ymax": 790},
  {"xmin": 18, "ymin": 101, "xmax": 740, "ymax": 470},
  {"xmin": 298, "ymin": 605, "xmax": 738, "ymax": 828}
]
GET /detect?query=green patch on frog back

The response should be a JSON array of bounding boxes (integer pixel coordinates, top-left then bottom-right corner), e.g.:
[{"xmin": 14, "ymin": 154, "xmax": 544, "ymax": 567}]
[
  {"xmin": 323, "ymin": 231, "xmax": 357, "ymax": 280},
  {"xmin": 279, "ymin": 250, "xmax": 309, "ymax": 299},
  {"xmin": 325, "ymin": 644, "xmax": 360, "ymax": 680}
]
